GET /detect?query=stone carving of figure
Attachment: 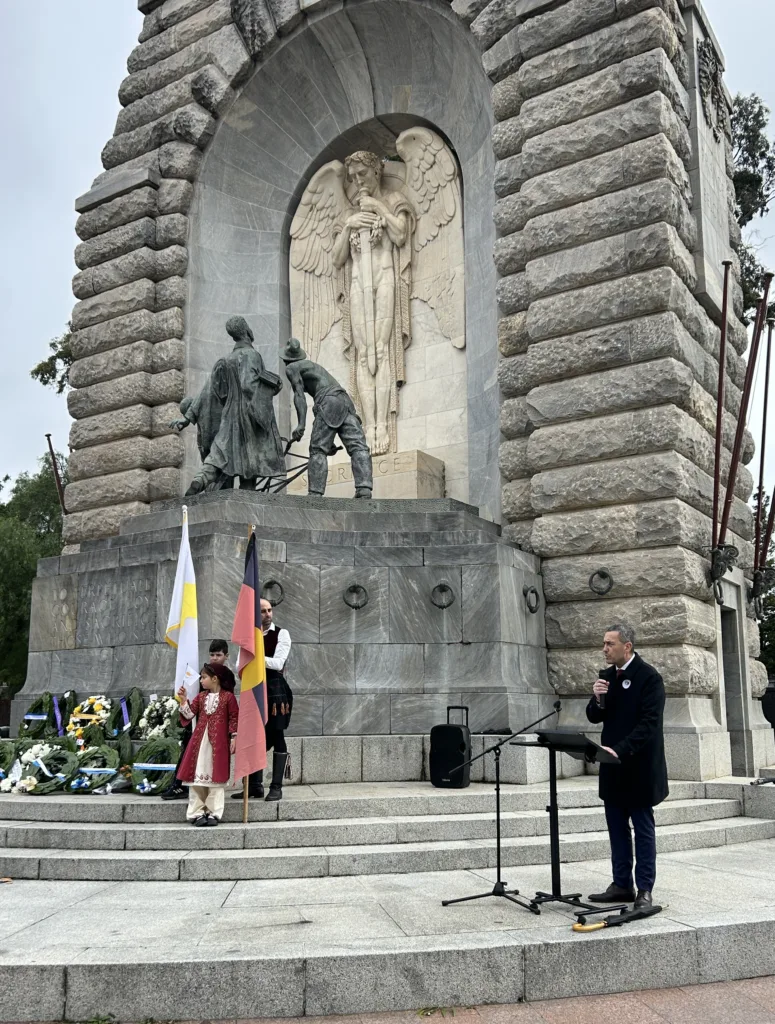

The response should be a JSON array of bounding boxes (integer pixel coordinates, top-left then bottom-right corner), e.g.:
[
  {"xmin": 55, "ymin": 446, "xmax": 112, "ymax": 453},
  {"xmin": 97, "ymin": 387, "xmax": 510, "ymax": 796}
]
[
  {"xmin": 290, "ymin": 127, "xmax": 463, "ymax": 456},
  {"xmin": 281, "ymin": 337, "xmax": 373, "ymax": 499},
  {"xmin": 172, "ymin": 316, "xmax": 286, "ymax": 495}
]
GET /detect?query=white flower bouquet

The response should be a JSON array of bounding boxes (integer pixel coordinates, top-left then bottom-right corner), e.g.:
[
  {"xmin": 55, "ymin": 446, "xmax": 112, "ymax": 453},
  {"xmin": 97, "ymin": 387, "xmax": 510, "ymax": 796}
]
[
  {"xmin": 21, "ymin": 742, "xmax": 54, "ymax": 766},
  {"xmin": 138, "ymin": 695, "xmax": 182, "ymax": 740}
]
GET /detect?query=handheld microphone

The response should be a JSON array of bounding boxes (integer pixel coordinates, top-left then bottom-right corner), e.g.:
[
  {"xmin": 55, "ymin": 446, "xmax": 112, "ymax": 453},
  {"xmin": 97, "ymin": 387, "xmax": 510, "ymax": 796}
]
[{"xmin": 598, "ymin": 670, "xmax": 607, "ymax": 710}]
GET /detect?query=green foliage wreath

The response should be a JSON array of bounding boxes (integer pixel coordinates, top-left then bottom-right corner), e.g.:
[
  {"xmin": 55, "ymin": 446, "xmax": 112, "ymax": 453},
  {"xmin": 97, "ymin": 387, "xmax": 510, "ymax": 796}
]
[
  {"xmin": 17, "ymin": 693, "xmax": 54, "ymax": 739},
  {"xmin": 132, "ymin": 737, "xmax": 180, "ymax": 795},
  {"xmin": 0, "ymin": 740, "xmax": 16, "ymax": 778},
  {"xmin": 27, "ymin": 748, "xmax": 80, "ymax": 795},
  {"xmin": 69, "ymin": 745, "xmax": 120, "ymax": 794},
  {"xmin": 107, "ymin": 687, "xmax": 145, "ymax": 739}
]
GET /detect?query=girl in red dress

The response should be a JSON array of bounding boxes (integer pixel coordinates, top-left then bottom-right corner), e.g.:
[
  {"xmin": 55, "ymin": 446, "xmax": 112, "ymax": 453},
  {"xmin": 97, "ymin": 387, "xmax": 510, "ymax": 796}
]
[{"xmin": 176, "ymin": 663, "xmax": 238, "ymax": 826}]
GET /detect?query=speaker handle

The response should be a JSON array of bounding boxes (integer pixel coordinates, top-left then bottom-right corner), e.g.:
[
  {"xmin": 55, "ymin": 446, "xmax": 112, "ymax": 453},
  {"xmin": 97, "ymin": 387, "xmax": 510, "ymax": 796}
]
[{"xmin": 447, "ymin": 705, "xmax": 469, "ymax": 727}]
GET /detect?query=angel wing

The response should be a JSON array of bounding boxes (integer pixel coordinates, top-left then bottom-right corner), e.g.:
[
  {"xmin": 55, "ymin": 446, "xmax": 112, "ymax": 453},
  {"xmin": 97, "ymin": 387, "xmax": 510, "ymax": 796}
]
[
  {"xmin": 396, "ymin": 127, "xmax": 465, "ymax": 348},
  {"xmin": 289, "ymin": 161, "xmax": 348, "ymax": 360}
]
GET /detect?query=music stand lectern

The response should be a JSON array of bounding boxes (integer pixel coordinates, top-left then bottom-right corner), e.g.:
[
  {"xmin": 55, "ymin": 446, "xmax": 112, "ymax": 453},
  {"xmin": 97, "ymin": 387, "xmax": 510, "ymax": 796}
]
[{"xmin": 510, "ymin": 731, "xmax": 625, "ymax": 919}]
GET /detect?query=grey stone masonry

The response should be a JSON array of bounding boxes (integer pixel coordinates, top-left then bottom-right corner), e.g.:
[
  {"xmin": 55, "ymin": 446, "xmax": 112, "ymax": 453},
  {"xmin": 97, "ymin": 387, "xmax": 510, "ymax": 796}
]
[
  {"xmin": 58, "ymin": 0, "xmax": 766, "ymax": 779},
  {"xmin": 14, "ymin": 494, "xmax": 549, "ymax": 741},
  {"xmin": 484, "ymin": 0, "xmax": 758, "ymax": 720}
]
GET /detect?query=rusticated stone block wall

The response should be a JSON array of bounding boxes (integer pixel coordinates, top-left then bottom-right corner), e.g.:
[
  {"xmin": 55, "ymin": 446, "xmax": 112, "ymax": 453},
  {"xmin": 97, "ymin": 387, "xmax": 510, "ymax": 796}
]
[{"xmin": 490, "ymin": 0, "xmax": 760, "ymax": 710}]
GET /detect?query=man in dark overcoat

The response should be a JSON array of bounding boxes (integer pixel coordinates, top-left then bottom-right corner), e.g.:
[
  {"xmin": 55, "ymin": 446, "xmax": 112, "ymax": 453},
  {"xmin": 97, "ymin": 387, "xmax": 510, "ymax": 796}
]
[{"xmin": 586, "ymin": 623, "xmax": 668, "ymax": 910}]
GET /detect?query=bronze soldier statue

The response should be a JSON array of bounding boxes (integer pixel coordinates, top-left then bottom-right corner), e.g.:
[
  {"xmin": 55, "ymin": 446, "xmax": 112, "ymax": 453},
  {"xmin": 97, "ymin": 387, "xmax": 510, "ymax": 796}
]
[
  {"xmin": 281, "ymin": 338, "xmax": 373, "ymax": 498},
  {"xmin": 172, "ymin": 316, "xmax": 286, "ymax": 494}
]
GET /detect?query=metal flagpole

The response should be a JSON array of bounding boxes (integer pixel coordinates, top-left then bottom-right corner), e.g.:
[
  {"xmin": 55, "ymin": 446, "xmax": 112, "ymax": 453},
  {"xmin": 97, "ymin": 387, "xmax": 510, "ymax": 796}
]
[
  {"xmin": 755, "ymin": 320, "xmax": 773, "ymax": 572},
  {"xmin": 45, "ymin": 433, "xmax": 67, "ymax": 514},
  {"xmin": 718, "ymin": 274, "xmax": 773, "ymax": 551},
  {"xmin": 712, "ymin": 261, "xmax": 732, "ymax": 551},
  {"xmin": 243, "ymin": 522, "xmax": 255, "ymax": 826}
]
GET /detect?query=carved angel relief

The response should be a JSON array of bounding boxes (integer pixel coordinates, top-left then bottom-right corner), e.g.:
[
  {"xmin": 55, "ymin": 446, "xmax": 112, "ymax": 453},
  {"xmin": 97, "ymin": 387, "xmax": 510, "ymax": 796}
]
[{"xmin": 289, "ymin": 127, "xmax": 464, "ymax": 456}]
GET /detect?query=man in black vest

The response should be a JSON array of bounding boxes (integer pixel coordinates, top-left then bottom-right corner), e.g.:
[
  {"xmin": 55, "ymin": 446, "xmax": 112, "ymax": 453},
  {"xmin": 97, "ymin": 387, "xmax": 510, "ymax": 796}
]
[
  {"xmin": 586, "ymin": 623, "xmax": 668, "ymax": 911},
  {"xmin": 232, "ymin": 598, "xmax": 293, "ymax": 801}
]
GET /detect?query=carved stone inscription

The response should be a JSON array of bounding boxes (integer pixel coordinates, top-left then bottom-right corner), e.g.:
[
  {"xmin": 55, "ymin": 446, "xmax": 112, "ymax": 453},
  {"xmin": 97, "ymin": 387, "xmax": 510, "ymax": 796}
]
[
  {"xmin": 76, "ymin": 565, "xmax": 156, "ymax": 648},
  {"xmin": 685, "ymin": 13, "xmax": 734, "ymax": 318},
  {"xmin": 28, "ymin": 576, "xmax": 77, "ymax": 652}
]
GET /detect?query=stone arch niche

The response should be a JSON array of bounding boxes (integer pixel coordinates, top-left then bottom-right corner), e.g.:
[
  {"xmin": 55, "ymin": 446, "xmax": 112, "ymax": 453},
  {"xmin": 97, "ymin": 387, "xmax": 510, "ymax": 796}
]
[{"xmin": 185, "ymin": 0, "xmax": 498, "ymax": 517}]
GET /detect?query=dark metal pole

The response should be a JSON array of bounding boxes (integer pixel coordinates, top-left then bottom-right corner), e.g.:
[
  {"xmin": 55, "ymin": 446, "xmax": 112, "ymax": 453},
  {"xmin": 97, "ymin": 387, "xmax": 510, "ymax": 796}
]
[
  {"xmin": 494, "ymin": 747, "xmax": 502, "ymax": 883},
  {"xmin": 548, "ymin": 747, "xmax": 561, "ymax": 897},
  {"xmin": 755, "ymin": 321, "xmax": 773, "ymax": 571},
  {"xmin": 763, "ymin": 487, "xmax": 775, "ymax": 570},
  {"xmin": 718, "ymin": 273, "xmax": 774, "ymax": 549},
  {"xmin": 712, "ymin": 261, "xmax": 733, "ymax": 550},
  {"xmin": 45, "ymin": 433, "xmax": 67, "ymax": 515}
]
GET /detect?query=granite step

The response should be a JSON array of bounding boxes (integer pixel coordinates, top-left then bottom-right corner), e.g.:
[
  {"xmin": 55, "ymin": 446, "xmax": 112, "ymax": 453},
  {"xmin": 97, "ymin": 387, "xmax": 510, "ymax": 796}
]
[
  {"xmin": 0, "ymin": 779, "xmax": 705, "ymax": 824},
  {"xmin": 0, "ymin": 798, "xmax": 742, "ymax": 852},
  {"xmin": 2, "ymin": 814, "xmax": 771, "ymax": 882}
]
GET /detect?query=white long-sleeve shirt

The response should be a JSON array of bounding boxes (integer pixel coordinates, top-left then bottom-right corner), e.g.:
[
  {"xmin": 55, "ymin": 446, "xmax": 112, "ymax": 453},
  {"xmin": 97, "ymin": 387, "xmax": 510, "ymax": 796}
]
[{"xmin": 264, "ymin": 622, "xmax": 291, "ymax": 672}]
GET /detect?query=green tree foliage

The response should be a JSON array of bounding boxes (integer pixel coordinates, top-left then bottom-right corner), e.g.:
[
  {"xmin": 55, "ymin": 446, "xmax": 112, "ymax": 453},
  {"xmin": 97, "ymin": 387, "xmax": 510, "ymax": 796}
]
[
  {"xmin": 30, "ymin": 325, "xmax": 74, "ymax": 395},
  {"xmin": 0, "ymin": 454, "xmax": 67, "ymax": 695},
  {"xmin": 731, "ymin": 94, "xmax": 775, "ymax": 323},
  {"xmin": 732, "ymin": 93, "xmax": 775, "ymax": 227},
  {"xmin": 761, "ymin": 589, "xmax": 775, "ymax": 680}
]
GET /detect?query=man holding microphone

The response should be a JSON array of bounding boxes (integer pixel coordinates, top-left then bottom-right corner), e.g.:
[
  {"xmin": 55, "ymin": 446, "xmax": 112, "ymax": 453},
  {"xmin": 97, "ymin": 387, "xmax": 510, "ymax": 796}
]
[{"xmin": 586, "ymin": 623, "xmax": 668, "ymax": 911}]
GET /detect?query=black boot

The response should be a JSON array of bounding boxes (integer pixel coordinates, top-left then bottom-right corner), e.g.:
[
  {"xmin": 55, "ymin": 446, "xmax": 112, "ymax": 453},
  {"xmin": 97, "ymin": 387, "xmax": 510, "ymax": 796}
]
[
  {"xmin": 231, "ymin": 769, "xmax": 264, "ymax": 799},
  {"xmin": 265, "ymin": 752, "xmax": 289, "ymax": 801}
]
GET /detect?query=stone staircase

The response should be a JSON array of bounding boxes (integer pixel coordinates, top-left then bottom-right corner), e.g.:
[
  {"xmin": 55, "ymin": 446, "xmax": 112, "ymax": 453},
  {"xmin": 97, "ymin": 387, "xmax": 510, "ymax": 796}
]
[{"xmin": 2, "ymin": 778, "xmax": 773, "ymax": 882}]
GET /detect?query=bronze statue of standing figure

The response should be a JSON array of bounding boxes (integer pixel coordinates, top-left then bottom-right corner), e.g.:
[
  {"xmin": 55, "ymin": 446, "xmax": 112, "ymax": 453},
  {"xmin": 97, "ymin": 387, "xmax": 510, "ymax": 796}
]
[
  {"xmin": 281, "ymin": 338, "xmax": 373, "ymax": 498},
  {"xmin": 172, "ymin": 316, "xmax": 286, "ymax": 495}
]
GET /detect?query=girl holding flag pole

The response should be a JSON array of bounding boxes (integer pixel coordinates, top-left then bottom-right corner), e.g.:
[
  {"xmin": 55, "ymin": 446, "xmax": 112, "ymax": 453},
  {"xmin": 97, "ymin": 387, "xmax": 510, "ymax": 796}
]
[{"xmin": 176, "ymin": 662, "xmax": 239, "ymax": 825}]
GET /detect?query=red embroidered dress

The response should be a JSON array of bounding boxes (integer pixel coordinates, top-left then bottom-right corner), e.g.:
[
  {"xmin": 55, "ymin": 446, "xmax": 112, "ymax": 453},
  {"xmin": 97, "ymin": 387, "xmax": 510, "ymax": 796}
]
[{"xmin": 177, "ymin": 690, "xmax": 239, "ymax": 786}]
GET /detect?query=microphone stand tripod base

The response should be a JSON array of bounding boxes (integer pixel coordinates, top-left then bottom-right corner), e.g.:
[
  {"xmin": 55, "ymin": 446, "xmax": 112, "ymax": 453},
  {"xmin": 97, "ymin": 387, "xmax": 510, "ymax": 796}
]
[
  {"xmin": 442, "ymin": 879, "xmax": 539, "ymax": 914},
  {"xmin": 440, "ymin": 715, "xmax": 565, "ymax": 919}
]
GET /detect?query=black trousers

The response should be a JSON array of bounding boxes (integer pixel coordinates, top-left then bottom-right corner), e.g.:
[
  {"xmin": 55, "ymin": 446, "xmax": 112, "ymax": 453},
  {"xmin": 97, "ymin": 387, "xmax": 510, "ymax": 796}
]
[
  {"xmin": 605, "ymin": 803, "xmax": 656, "ymax": 892},
  {"xmin": 266, "ymin": 722, "xmax": 287, "ymax": 754},
  {"xmin": 246, "ymin": 723, "xmax": 287, "ymax": 790}
]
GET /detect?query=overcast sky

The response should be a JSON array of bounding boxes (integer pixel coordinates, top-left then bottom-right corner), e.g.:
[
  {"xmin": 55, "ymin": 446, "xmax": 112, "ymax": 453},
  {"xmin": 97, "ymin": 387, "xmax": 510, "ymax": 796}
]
[{"xmin": 0, "ymin": 0, "xmax": 773, "ymax": 496}]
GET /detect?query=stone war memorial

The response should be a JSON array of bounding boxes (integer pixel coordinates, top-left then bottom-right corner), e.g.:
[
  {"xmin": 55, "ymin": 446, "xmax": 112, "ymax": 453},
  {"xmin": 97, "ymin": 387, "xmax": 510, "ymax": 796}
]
[{"xmin": 4, "ymin": 1, "xmax": 775, "ymax": 1021}]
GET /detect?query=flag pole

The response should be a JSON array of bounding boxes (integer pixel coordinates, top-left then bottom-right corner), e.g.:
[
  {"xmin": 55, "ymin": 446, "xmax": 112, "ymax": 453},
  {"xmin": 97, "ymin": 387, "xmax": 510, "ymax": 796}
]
[{"xmin": 243, "ymin": 522, "xmax": 256, "ymax": 825}]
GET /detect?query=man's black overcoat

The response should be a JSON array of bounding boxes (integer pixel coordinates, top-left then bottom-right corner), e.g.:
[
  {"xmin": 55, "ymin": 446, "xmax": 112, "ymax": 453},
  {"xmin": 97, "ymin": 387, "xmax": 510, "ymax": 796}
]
[{"xmin": 586, "ymin": 652, "xmax": 668, "ymax": 808}]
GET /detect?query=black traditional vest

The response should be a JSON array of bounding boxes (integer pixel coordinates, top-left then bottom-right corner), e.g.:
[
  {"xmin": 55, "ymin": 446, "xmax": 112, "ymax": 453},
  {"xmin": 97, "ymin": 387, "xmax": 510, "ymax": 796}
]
[
  {"xmin": 263, "ymin": 626, "xmax": 280, "ymax": 660},
  {"xmin": 263, "ymin": 626, "xmax": 292, "ymax": 728}
]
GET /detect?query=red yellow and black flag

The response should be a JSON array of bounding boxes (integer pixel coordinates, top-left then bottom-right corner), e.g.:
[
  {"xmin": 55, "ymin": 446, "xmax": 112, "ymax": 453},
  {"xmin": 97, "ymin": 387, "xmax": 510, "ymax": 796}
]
[{"xmin": 232, "ymin": 532, "xmax": 268, "ymax": 781}]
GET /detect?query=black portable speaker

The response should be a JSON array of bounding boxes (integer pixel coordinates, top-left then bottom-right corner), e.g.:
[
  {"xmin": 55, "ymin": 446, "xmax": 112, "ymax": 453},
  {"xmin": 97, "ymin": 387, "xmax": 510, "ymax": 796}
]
[{"xmin": 429, "ymin": 705, "xmax": 471, "ymax": 788}]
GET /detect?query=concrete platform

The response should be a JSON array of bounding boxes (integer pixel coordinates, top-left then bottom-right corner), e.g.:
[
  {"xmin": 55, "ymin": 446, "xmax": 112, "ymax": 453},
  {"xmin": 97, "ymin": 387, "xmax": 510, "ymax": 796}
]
[{"xmin": 3, "ymin": 838, "xmax": 775, "ymax": 1021}]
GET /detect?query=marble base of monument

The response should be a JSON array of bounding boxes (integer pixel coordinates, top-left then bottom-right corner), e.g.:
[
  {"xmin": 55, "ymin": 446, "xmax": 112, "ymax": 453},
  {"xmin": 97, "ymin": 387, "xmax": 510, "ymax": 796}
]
[
  {"xmin": 15, "ymin": 492, "xmax": 553, "ymax": 783},
  {"xmin": 287, "ymin": 449, "xmax": 445, "ymax": 499}
]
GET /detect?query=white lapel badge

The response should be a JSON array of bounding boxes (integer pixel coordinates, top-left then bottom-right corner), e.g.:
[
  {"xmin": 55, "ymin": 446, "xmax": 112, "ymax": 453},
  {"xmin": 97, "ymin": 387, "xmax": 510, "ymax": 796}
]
[{"xmin": 622, "ymin": 679, "xmax": 631, "ymax": 689}]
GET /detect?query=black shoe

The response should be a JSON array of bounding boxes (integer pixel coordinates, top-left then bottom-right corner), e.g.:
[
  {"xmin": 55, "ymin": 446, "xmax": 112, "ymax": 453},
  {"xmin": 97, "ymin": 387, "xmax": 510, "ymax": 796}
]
[
  {"xmin": 634, "ymin": 889, "xmax": 653, "ymax": 911},
  {"xmin": 588, "ymin": 883, "xmax": 635, "ymax": 903},
  {"xmin": 231, "ymin": 770, "xmax": 264, "ymax": 799},
  {"xmin": 192, "ymin": 814, "xmax": 209, "ymax": 827},
  {"xmin": 204, "ymin": 814, "xmax": 219, "ymax": 827},
  {"xmin": 265, "ymin": 751, "xmax": 289, "ymax": 801},
  {"xmin": 161, "ymin": 785, "xmax": 187, "ymax": 801}
]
